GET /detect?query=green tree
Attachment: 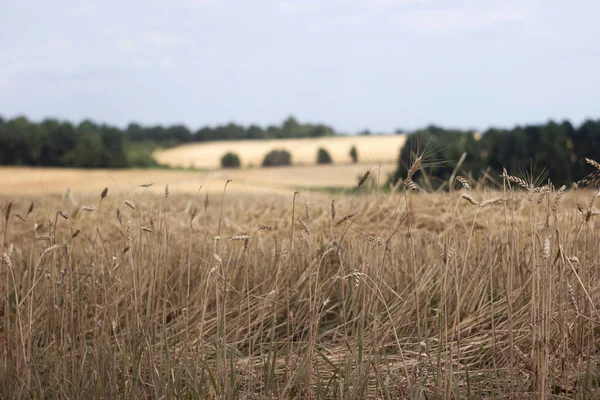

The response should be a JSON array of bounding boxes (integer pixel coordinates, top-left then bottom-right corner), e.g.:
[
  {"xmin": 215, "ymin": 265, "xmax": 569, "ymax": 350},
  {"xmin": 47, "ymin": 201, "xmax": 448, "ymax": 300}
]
[
  {"xmin": 262, "ymin": 149, "xmax": 292, "ymax": 167},
  {"xmin": 317, "ymin": 148, "xmax": 333, "ymax": 164},
  {"xmin": 64, "ymin": 131, "xmax": 105, "ymax": 168},
  {"xmin": 570, "ymin": 119, "xmax": 600, "ymax": 183},
  {"xmin": 100, "ymin": 126, "xmax": 128, "ymax": 168},
  {"xmin": 392, "ymin": 126, "xmax": 479, "ymax": 188},
  {"xmin": 39, "ymin": 119, "xmax": 76, "ymax": 166},
  {"xmin": 221, "ymin": 152, "xmax": 241, "ymax": 168},
  {"xmin": 349, "ymin": 146, "xmax": 358, "ymax": 163},
  {"xmin": 282, "ymin": 116, "xmax": 300, "ymax": 138},
  {"xmin": 247, "ymin": 125, "xmax": 264, "ymax": 139}
]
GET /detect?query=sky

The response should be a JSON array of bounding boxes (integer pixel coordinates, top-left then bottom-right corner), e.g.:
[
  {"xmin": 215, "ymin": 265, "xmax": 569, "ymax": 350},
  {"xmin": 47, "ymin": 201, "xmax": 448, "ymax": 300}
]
[{"xmin": 1, "ymin": 0, "xmax": 599, "ymax": 134}]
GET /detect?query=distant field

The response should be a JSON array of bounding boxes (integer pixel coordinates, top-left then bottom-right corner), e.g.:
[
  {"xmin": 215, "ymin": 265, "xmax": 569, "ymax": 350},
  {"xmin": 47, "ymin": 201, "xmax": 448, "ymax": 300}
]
[
  {"xmin": 154, "ymin": 134, "xmax": 407, "ymax": 168},
  {"xmin": 0, "ymin": 163, "xmax": 396, "ymax": 196}
]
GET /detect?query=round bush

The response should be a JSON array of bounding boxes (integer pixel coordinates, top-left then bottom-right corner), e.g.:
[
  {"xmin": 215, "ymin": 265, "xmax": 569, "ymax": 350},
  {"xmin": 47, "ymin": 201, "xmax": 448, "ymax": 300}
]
[
  {"xmin": 220, "ymin": 151, "xmax": 241, "ymax": 168},
  {"xmin": 262, "ymin": 149, "xmax": 292, "ymax": 167},
  {"xmin": 317, "ymin": 147, "xmax": 332, "ymax": 164}
]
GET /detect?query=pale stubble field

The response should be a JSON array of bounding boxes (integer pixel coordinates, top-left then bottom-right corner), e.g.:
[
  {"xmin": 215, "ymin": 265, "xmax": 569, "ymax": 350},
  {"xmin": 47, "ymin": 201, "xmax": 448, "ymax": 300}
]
[{"xmin": 153, "ymin": 134, "xmax": 407, "ymax": 168}]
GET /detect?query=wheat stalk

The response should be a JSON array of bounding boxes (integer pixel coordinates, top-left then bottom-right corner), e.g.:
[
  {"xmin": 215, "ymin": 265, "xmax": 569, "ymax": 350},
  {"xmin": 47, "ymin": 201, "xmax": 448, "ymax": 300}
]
[
  {"xmin": 305, "ymin": 202, "xmax": 311, "ymax": 224},
  {"xmin": 367, "ymin": 236, "xmax": 383, "ymax": 245},
  {"xmin": 585, "ymin": 157, "xmax": 600, "ymax": 171},
  {"xmin": 299, "ymin": 218, "xmax": 309, "ymax": 235},
  {"xmin": 335, "ymin": 213, "xmax": 357, "ymax": 227},
  {"xmin": 481, "ymin": 197, "xmax": 506, "ymax": 208},
  {"xmin": 567, "ymin": 281, "xmax": 579, "ymax": 315},
  {"xmin": 42, "ymin": 244, "xmax": 60, "ymax": 257},
  {"xmin": 551, "ymin": 185, "xmax": 567, "ymax": 213},
  {"xmin": 357, "ymin": 169, "xmax": 372, "ymax": 189},
  {"xmin": 230, "ymin": 235, "xmax": 251, "ymax": 241},
  {"xmin": 405, "ymin": 179, "xmax": 420, "ymax": 191},
  {"xmin": 4, "ymin": 201, "xmax": 12, "ymax": 223},
  {"xmin": 460, "ymin": 193, "xmax": 478, "ymax": 206},
  {"xmin": 331, "ymin": 200, "xmax": 336, "ymax": 221},
  {"xmin": 542, "ymin": 237, "xmax": 550, "ymax": 263},
  {"xmin": 2, "ymin": 252, "xmax": 13, "ymax": 269},
  {"xmin": 501, "ymin": 168, "xmax": 530, "ymax": 190},
  {"xmin": 456, "ymin": 176, "xmax": 470, "ymax": 191},
  {"xmin": 407, "ymin": 155, "xmax": 423, "ymax": 181}
]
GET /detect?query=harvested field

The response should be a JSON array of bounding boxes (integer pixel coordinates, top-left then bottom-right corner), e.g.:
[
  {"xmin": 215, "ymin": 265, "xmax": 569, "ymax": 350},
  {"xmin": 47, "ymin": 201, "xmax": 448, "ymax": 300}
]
[{"xmin": 0, "ymin": 164, "xmax": 395, "ymax": 197}]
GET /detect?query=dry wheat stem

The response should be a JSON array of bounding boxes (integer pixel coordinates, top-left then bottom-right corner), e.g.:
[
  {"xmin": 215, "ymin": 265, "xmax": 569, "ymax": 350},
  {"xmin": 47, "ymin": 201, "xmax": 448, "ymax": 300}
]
[{"xmin": 456, "ymin": 176, "xmax": 470, "ymax": 191}]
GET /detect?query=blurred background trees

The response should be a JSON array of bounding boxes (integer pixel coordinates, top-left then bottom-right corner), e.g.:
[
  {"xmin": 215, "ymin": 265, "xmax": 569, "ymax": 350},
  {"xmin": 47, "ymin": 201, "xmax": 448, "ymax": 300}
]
[
  {"xmin": 393, "ymin": 120, "xmax": 596, "ymax": 188},
  {"xmin": 0, "ymin": 115, "xmax": 335, "ymax": 168},
  {"xmin": 1, "ymin": 112, "xmax": 600, "ymax": 187}
]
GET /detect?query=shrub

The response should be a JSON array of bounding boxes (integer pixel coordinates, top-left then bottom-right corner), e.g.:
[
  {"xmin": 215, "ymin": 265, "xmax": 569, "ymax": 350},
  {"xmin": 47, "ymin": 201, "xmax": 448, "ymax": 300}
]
[
  {"xmin": 317, "ymin": 148, "xmax": 332, "ymax": 164},
  {"xmin": 262, "ymin": 149, "xmax": 292, "ymax": 167},
  {"xmin": 220, "ymin": 151, "xmax": 241, "ymax": 168},
  {"xmin": 349, "ymin": 146, "xmax": 358, "ymax": 163}
]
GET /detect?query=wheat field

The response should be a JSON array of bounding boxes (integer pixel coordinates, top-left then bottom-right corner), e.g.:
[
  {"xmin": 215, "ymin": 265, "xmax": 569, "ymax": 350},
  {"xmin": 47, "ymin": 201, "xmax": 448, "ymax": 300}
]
[
  {"xmin": 153, "ymin": 135, "xmax": 407, "ymax": 168},
  {"xmin": 1, "ymin": 162, "xmax": 600, "ymax": 399}
]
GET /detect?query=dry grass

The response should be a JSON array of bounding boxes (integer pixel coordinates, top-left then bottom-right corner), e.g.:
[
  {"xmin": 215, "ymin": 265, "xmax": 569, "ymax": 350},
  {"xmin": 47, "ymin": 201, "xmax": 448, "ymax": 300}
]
[
  {"xmin": 154, "ymin": 135, "xmax": 407, "ymax": 168},
  {"xmin": 1, "ymin": 167, "xmax": 600, "ymax": 399}
]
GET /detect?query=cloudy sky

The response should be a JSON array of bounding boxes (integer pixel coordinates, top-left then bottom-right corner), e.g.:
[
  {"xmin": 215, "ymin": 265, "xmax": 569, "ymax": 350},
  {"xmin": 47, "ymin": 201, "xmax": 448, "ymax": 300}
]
[{"xmin": 1, "ymin": 0, "xmax": 598, "ymax": 133}]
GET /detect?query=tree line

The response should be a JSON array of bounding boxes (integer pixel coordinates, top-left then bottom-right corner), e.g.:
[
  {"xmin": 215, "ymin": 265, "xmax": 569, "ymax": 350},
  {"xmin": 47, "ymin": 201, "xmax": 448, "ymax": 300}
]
[
  {"xmin": 0, "ymin": 116, "xmax": 336, "ymax": 168},
  {"xmin": 393, "ymin": 119, "xmax": 600, "ymax": 188},
  {"xmin": 2, "ymin": 112, "xmax": 600, "ymax": 187}
]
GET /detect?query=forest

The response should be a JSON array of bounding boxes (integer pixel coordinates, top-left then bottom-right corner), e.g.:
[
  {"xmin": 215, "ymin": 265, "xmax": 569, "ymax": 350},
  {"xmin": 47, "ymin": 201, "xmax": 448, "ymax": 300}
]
[
  {"xmin": 0, "ymin": 116, "xmax": 335, "ymax": 168},
  {"xmin": 394, "ymin": 120, "xmax": 600, "ymax": 187}
]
